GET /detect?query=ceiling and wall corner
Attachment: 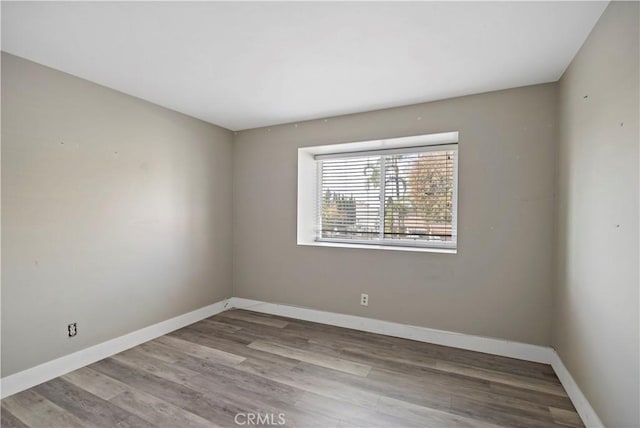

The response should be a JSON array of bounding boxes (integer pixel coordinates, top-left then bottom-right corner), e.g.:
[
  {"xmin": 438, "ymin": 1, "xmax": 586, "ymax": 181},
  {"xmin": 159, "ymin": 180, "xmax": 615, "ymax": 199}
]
[
  {"xmin": 1, "ymin": 51, "xmax": 234, "ymax": 377},
  {"xmin": 554, "ymin": 2, "xmax": 639, "ymax": 427},
  {"xmin": 2, "ymin": 2, "xmax": 636, "ymax": 426},
  {"xmin": 232, "ymin": 82, "xmax": 559, "ymax": 347},
  {"xmin": 1, "ymin": 1, "xmax": 607, "ymax": 131}
]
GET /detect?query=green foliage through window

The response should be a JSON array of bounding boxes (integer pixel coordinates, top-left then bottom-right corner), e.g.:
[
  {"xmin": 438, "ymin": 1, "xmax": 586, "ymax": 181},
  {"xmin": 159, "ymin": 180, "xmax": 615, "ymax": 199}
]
[{"xmin": 319, "ymin": 148, "xmax": 456, "ymax": 246}]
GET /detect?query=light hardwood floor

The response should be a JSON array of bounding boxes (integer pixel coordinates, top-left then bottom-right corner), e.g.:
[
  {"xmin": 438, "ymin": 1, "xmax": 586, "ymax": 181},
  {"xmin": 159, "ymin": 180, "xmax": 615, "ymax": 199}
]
[{"xmin": 1, "ymin": 309, "xmax": 583, "ymax": 427}]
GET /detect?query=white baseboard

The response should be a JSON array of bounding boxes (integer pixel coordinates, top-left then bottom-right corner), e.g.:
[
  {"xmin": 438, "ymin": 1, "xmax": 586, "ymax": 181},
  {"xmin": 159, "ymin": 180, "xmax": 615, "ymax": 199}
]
[
  {"xmin": 230, "ymin": 297, "xmax": 604, "ymax": 428},
  {"xmin": 550, "ymin": 350, "xmax": 604, "ymax": 428},
  {"xmin": 229, "ymin": 297, "xmax": 552, "ymax": 364},
  {"xmin": 0, "ymin": 299, "xmax": 231, "ymax": 399},
  {"xmin": 1, "ymin": 295, "xmax": 603, "ymax": 428}
]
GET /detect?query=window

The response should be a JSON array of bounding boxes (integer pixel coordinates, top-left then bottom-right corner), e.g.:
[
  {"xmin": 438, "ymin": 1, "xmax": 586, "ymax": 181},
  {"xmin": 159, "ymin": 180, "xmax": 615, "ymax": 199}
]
[{"xmin": 298, "ymin": 132, "xmax": 458, "ymax": 252}]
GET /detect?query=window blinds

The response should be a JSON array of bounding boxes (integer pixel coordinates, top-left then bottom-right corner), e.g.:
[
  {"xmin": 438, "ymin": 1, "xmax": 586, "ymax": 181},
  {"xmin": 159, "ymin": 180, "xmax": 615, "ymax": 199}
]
[{"xmin": 317, "ymin": 145, "xmax": 457, "ymax": 247}]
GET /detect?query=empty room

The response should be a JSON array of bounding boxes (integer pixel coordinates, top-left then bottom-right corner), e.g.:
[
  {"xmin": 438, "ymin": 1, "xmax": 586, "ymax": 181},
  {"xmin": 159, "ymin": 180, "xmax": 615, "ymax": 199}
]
[{"xmin": 1, "ymin": 1, "xmax": 638, "ymax": 427}]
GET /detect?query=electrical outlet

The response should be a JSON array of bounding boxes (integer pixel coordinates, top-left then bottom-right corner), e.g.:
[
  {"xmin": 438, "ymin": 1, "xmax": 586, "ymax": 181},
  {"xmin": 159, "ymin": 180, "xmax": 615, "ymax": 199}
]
[
  {"xmin": 360, "ymin": 293, "xmax": 369, "ymax": 306},
  {"xmin": 68, "ymin": 323, "xmax": 77, "ymax": 337}
]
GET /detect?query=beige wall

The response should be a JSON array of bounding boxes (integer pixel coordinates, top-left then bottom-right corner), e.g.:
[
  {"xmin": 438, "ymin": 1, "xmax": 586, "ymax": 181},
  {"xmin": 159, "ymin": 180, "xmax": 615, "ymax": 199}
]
[
  {"xmin": 554, "ymin": 2, "xmax": 640, "ymax": 427},
  {"xmin": 4, "ymin": 7, "xmax": 637, "ymax": 423},
  {"xmin": 1, "ymin": 53, "xmax": 234, "ymax": 376},
  {"xmin": 233, "ymin": 83, "xmax": 558, "ymax": 346}
]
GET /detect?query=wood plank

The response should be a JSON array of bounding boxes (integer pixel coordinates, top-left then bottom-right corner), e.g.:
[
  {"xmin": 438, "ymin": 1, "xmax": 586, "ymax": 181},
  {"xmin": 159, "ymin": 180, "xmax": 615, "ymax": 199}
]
[
  {"xmin": 1, "ymin": 309, "xmax": 583, "ymax": 428},
  {"xmin": 290, "ymin": 319, "xmax": 556, "ymax": 382},
  {"xmin": 550, "ymin": 407, "xmax": 584, "ymax": 427},
  {"xmin": 110, "ymin": 346, "xmax": 200, "ymax": 385},
  {"xmin": 375, "ymin": 394, "xmax": 504, "ymax": 428},
  {"xmin": 200, "ymin": 317, "xmax": 243, "ymax": 332},
  {"xmin": 175, "ymin": 354, "xmax": 301, "ymax": 402},
  {"xmin": 136, "ymin": 339, "xmax": 186, "ymax": 363},
  {"xmin": 489, "ymin": 382, "xmax": 576, "ymax": 411},
  {"xmin": 211, "ymin": 316, "xmax": 311, "ymax": 345},
  {"xmin": 290, "ymin": 361, "xmax": 452, "ymax": 412},
  {"xmin": 0, "ymin": 405, "xmax": 29, "ymax": 428},
  {"xmin": 449, "ymin": 394, "xmax": 559, "ymax": 428},
  {"xmin": 62, "ymin": 367, "xmax": 129, "ymax": 400},
  {"xmin": 236, "ymin": 358, "xmax": 386, "ymax": 409},
  {"xmin": 90, "ymin": 357, "xmax": 245, "ymax": 426},
  {"xmin": 435, "ymin": 360, "xmax": 568, "ymax": 397},
  {"xmin": 33, "ymin": 378, "xmax": 155, "ymax": 428},
  {"xmin": 218, "ymin": 310, "xmax": 289, "ymax": 328},
  {"xmin": 295, "ymin": 391, "xmax": 424, "ymax": 428},
  {"xmin": 154, "ymin": 334, "xmax": 246, "ymax": 365},
  {"xmin": 1, "ymin": 391, "xmax": 86, "ymax": 428},
  {"xmin": 248, "ymin": 340, "xmax": 372, "ymax": 377},
  {"xmin": 110, "ymin": 388, "xmax": 217, "ymax": 428},
  {"xmin": 170, "ymin": 327, "xmax": 301, "ymax": 367}
]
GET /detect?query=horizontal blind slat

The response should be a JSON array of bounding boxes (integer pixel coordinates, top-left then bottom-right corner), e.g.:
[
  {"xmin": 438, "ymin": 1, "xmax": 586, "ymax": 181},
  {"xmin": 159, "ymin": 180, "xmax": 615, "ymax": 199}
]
[{"xmin": 319, "ymin": 149, "xmax": 456, "ymax": 244}]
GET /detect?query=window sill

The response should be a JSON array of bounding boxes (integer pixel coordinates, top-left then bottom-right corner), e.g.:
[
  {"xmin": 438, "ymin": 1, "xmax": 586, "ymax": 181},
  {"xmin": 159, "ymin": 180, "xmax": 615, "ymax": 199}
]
[{"xmin": 298, "ymin": 240, "xmax": 457, "ymax": 254}]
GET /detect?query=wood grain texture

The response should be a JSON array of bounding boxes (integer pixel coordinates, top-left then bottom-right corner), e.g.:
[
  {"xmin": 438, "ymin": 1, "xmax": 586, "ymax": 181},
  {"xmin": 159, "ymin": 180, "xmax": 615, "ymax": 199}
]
[{"xmin": 1, "ymin": 310, "xmax": 583, "ymax": 427}]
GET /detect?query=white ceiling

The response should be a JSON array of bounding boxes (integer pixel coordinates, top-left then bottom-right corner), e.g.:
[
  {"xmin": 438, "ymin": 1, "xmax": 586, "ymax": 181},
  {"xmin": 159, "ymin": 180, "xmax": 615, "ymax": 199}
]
[{"xmin": 2, "ymin": 1, "xmax": 607, "ymax": 131}]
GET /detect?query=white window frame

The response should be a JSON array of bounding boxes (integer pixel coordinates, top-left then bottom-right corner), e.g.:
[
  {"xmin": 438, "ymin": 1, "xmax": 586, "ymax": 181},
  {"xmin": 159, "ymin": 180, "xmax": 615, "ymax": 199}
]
[{"xmin": 297, "ymin": 131, "xmax": 459, "ymax": 254}]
